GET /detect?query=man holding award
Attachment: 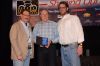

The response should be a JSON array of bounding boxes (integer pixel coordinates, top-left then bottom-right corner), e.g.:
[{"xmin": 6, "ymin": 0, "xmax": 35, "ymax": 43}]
[{"xmin": 33, "ymin": 9, "xmax": 59, "ymax": 66}]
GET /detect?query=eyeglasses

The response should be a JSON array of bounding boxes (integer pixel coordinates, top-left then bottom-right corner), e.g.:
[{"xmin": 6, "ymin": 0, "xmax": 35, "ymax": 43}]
[{"xmin": 22, "ymin": 14, "xmax": 30, "ymax": 17}]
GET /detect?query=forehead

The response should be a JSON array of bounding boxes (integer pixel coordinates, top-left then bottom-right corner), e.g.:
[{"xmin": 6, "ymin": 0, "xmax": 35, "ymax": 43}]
[
  {"xmin": 23, "ymin": 11, "xmax": 30, "ymax": 14},
  {"xmin": 40, "ymin": 10, "xmax": 48, "ymax": 14},
  {"xmin": 59, "ymin": 4, "xmax": 66, "ymax": 7}
]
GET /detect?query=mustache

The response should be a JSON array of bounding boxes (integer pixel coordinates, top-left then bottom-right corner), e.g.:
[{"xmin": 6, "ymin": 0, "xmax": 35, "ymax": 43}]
[{"xmin": 24, "ymin": 18, "xmax": 29, "ymax": 20}]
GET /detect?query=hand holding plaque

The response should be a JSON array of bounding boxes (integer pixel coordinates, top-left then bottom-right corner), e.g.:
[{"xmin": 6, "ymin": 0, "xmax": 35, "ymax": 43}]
[
  {"xmin": 36, "ymin": 36, "xmax": 48, "ymax": 46},
  {"xmin": 45, "ymin": 40, "xmax": 52, "ymax": 48}
]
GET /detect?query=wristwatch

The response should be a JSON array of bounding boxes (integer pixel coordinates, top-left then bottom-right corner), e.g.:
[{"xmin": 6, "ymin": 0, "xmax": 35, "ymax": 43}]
[{"xmin": 78, "ymin": 43, "xmax": 83, "ymax": 46}]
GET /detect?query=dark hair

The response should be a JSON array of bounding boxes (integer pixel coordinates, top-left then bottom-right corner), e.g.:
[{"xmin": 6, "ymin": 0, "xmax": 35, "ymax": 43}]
[{"xmin": 58, "ymin": 1, "xmax": 69, "ymax": 13}]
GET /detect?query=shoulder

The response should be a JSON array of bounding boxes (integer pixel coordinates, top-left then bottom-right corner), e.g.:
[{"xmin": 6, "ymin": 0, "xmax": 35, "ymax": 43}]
[
  {"xmin": 35, "ymin": 22, "xmax": 41, "ymax": 26},
  {"xmin": 49, "ymin": 21, "xmax": 58, "ymax": 28},
  {"xmin": 66, "ymin": 14, "xmax": 80, "ymax": 22},
  {"xmin": 34, "ymin": 22, "xmax": 41, "ymax": 28},
  {"xmin": 70, "ymin": 14, "xmax": 79, "ymax": 19},
  {"xmin": 11, "ymin": 21, "xmax": 19, "ymax": 28},
  {"xmin": 49, "ymin": 20, "xmax": 57, "ymax": 24},
  {"xmin": 10, "ymin": 21, "xmax": 20, "ymax": 33}
]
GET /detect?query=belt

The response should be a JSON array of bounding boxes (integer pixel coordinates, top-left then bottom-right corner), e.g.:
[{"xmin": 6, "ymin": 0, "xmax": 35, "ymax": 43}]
[{"xmin": 61, "ymin": 44, "xmax": 69, "ymax": 47}]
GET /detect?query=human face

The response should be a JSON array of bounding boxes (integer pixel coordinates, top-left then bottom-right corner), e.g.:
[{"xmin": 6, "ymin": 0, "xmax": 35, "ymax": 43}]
[
  {"xmin": 59, "ymin": 4, "xmax": 68, "ymax": 16},
  {"xmin": 20, "ymin": 11, "xmax": 30, "ymax": 22},
  {"xmin": 40, "ymin": 10, "xmax": 49, "ymax": 22},
  {"xmin": 29, "ymin": 16, "xmax": 37, "ymax": 27}
]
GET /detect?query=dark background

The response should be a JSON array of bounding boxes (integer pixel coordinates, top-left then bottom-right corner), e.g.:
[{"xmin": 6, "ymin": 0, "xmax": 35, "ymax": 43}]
[
  {"xmin": 0, "ymin": 0, "xmax": 12, "ymax": 65},
  {"xmin": 0, "ymin": 0, "xmax": 100, "ymax": 66}
]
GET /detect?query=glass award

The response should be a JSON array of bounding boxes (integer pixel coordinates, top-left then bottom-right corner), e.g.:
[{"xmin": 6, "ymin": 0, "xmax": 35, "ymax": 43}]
[{"xmin": 42, "ymin": 37, "xmax": 48, "ymax": 46}]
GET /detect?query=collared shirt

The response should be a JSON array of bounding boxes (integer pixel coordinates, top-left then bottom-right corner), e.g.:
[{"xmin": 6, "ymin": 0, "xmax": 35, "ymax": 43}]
[
  {"xmin": 58, "ymin": 14, "xmax": 84, "ymax": 45},
  {"xmin": 33, "ymin": 20, "xmax": 59, "ymax": 43},
  {"xmin": 21, "ymin": 20, "xmax": 33, "ymax": 55},
  {"xmin": 20, "ymin": 20, "xmax": 32, "ymax": 43}
]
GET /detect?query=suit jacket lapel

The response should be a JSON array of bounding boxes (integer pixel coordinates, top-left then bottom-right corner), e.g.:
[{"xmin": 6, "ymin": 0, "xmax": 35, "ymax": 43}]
[{"xmin": 18, "ymin": 21, "xmax": 28, "ymax": 39}]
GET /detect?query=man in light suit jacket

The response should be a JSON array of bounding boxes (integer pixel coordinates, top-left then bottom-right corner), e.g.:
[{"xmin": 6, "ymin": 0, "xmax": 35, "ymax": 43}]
[{"xmin": 10, "ymin": 10, "xmax": 34, "ymax": 66}]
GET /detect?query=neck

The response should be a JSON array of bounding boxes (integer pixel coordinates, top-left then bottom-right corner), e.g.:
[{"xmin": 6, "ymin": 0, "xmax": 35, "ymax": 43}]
[
  {"xmin": 61, "ymin": 12, "xmax": 68, "ymax": 17},
  {"xmin": 21, "ymin": 20, "xmax": 28, "ymax": 23},
  {"xmin": 42, "ymin": 20, "xmax": 48, "ymax": 23}
]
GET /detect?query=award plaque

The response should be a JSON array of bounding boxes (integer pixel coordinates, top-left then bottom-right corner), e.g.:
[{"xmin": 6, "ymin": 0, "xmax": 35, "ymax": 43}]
[
  {"xmin": 36, "ymin": 36, "xmax": 48, "ymax": 46},
  {"xmin": 42, "ymin": 37, "xmax": 48, "ymax": 46}
]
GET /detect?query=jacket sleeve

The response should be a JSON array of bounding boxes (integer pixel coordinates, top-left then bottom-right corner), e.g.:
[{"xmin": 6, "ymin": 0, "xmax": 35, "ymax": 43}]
[{"xmin": 10, "ymin": 24, "xmax": 21, "ymax": 57}]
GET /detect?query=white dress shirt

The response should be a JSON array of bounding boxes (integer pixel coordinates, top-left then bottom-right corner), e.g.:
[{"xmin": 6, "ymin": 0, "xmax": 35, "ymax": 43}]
[
  {"xmin": 21, "ymin": 20, "xmax": 33, "ymax": 56},
  {"xmin": 58, "ymin": 14, "xmax": 84, "ymax": 45},
  {"xmin": 21, "ymin": 21, "xmax": 32, "ymax": 43}
]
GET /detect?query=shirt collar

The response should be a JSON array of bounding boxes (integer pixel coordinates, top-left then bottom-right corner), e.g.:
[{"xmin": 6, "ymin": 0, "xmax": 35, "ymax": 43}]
[
  {"xmin": 41, "ymin": 20, "xmax": 50, "ymax": 24},
  {"xmin": 20, "ymin": 20, "xmax": 29, "ymax": 26}
]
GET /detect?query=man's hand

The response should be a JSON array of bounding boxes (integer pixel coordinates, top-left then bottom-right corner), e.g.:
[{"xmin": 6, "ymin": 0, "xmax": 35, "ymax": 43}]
[
  {"xmin": 17, "ymin": 55, "xmax": 23, "ymax": 61},
  {"xmin": 45, "ymin": 40, "xmax": 52, "ymax": 48},
  {"xmin": 77, "ymin": 44, "xmax": 83, "ymax": 56}
]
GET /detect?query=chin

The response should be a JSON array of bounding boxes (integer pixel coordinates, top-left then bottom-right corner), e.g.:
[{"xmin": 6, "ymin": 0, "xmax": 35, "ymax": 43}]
[
  {"xmin": 25, "ymin": 20, "xmax": 29, "ymax": 22},
  {"xmin": 60, "ymin": 13, "xmax": 65, "ymax": 15},
  {"xmin": 60, "ymin": 12, "xmax": 66, "ymax": 15}
]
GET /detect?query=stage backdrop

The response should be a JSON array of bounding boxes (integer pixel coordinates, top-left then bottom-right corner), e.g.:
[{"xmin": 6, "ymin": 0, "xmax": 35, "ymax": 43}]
[{"xmin": 13, "ymin": 0, "xmax": 100, "ymax": 26}]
